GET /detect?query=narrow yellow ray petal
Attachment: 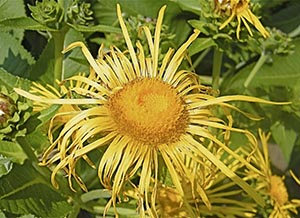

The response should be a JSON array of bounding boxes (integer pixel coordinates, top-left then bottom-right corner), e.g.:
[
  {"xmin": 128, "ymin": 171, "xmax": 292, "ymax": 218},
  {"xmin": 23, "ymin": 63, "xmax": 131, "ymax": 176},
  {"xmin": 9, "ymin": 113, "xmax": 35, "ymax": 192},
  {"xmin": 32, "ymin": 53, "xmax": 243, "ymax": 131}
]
[
  {"xmin": 188, "ymin": 95, "xmax": 290, "ymax": 108},
  {"xmin": 62, "ymin": 41, "xmax": 110, "ymax": 84},
  {"xmin": 183, "ymin": 135, "xmax": 265, "ymax": 207},
  {"xmin": 142, "ymin": 26, "xmax": 154, "ymax": 57},
  {"xmin": 164, "ymin": 29, "xmax": 200, "ymax": 82},
  {"xmin": 117, "ymin": 4, "xmax": 140, "ymax": 76},
  {"xmin": 74, "ymin": 132, "xmax": 117, "ymax": 158},
  {"xmin": 160, "ymin": 146, "xmax": 184, "ymax": 196},
  {"xmin": 152, "ymin": 5, "xmax": 166, "ymax": 77},
  {"xmin": 66, "ymin": 75, "xmax": 110, "ymax": 95},
  {"xmin": 14, "ymin": 88, "xmax": 103, "ymax": 105}
]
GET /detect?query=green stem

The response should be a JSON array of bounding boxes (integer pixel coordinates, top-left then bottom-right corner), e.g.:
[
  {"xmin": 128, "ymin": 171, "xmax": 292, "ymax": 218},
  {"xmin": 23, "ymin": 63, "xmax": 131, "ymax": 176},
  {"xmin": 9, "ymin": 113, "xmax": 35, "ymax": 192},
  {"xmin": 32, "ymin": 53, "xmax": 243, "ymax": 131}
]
[
  {"xmin": 244, "ymin": 52, "xmax": 268, "ymax": 88},
  {"xmin": 51, "ymin": 30, "xmax": 67, "ymax": 86},
  {"xmin": 212, "ymin": 48, "xmax": 223, "ymax": 90}
]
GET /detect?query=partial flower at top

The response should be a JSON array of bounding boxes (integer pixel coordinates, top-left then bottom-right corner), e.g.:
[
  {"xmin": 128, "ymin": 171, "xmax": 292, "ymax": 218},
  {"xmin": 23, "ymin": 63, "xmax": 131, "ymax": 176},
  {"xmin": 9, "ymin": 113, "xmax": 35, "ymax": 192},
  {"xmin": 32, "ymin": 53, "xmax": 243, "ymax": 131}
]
[
  {"xmin": 215, "ymin": 0, "xmax": 269, "ymax": 39},
  {"xmin": 247, "ymin": 130, "xmax": 300, "ymax": 218},
  {"xmin": 16, "ymin": 4, "xmax": 284, "ymax": 217}
]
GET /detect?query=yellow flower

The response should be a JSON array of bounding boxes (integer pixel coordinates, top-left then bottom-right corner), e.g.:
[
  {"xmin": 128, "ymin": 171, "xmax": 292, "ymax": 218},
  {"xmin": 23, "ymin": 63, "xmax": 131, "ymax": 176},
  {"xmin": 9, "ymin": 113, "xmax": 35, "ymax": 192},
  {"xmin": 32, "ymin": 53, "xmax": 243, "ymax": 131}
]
[
  {"xmin": 151, "ymin": 146, "xmax": 258, "ymax": 218},
  {"xmin": 15, "ymin": 4, "xmax": 283, "ymax": 217},
  {"xmin": 215, "ymin": 0, "xmax": 269, "ymax": 39},
  {"xmin": 247, "ymin": 130, "xmax": 300, "ymax": 218}
]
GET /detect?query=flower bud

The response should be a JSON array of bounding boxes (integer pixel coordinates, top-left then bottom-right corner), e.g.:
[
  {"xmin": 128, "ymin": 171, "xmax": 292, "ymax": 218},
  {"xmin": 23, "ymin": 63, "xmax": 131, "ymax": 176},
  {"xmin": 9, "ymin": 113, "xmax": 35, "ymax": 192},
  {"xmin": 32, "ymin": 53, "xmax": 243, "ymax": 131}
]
[
  {"xmin": 66, "ymin": 1, "xmax": 94, "ymax": 26},
  {"xmin": 28, "ymin": 0, "xmax": 64, "ymax": 29},
  {"xmin": 0, "ymin": 93, "xmax": 16, "ymax": 128}
]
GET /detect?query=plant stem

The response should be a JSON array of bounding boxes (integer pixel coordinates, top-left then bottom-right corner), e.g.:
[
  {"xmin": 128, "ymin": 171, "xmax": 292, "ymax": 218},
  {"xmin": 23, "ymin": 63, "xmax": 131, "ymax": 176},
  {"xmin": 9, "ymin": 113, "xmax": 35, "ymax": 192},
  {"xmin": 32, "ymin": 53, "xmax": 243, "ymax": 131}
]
[
  {"xmin": 51, "ymin": 30, "xmax": 67, "ymax": 86},
  {"xmin": 244, "ymin": 52, "xmax": 268, "ymax": 88},
  {"xmin": 212, "ymin": 48, "xmax": 223, "ymax": 90}
]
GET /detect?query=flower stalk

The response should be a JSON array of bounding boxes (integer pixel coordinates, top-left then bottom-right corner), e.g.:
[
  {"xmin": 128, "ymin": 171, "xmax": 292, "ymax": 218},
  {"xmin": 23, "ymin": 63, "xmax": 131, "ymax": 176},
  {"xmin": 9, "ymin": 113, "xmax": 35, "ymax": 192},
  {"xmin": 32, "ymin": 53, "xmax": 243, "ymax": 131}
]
[
  {"xmin": 212, "ymin": 48, "xmax": 223, "ymax": 90},
  {"xmin": 244, "ymin": 51, "xmax": 268, "ymax": 88}
]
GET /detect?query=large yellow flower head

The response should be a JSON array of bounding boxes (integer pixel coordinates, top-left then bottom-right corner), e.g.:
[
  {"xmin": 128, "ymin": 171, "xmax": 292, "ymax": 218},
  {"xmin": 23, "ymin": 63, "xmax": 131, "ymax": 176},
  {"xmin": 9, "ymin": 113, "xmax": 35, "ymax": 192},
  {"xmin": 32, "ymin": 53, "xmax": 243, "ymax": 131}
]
[{"xmin": 15, "ymin": 4, "xmax": 283, "ymax": 217}]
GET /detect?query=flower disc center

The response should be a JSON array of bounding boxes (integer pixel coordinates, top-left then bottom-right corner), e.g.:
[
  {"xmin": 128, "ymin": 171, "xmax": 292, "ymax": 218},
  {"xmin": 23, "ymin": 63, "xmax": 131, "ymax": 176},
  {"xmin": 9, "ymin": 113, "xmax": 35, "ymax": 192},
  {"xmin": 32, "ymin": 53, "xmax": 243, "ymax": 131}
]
[{"xmin": 108, "ymin": 78, "xmax": 188, "ymax": 144}]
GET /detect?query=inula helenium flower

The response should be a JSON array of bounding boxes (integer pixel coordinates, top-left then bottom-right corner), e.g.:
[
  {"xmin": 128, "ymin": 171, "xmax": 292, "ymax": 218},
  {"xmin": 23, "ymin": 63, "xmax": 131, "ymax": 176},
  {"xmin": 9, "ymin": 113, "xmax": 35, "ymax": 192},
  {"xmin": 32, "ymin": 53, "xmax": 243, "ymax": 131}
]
[
  {"xmin": 215, "ymin": 0, "xmax": 269, "ymax": 39},
  {"xmin": 15, "ymin": 4, "xmax": 284, "ymax": 217},
  {"xmin": 247, "ymin": 130, "xmax": 300, "ymax": 218}
]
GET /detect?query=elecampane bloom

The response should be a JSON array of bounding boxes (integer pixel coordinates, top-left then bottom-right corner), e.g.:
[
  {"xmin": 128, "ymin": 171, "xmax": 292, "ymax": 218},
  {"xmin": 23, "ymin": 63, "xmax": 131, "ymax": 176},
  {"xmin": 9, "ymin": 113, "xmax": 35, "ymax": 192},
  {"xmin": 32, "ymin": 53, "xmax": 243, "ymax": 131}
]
[
  {"xmin": 215, "ymin": 0, "xmax": 269, "ymax": 39},
  {"xmin": 246, "ymin": 130, "xmax": 300, "ymax": 218},
  {"xmin": 15, "ymin": 4, "xmax": 283, "ymax": 217}
]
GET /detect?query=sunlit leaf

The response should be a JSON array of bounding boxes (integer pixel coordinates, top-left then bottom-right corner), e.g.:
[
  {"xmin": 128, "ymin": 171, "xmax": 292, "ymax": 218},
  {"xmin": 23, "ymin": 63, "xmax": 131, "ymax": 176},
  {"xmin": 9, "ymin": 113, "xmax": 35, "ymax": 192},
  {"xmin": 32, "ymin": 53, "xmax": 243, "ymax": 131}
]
[
  {"xmin": 0, "ymin": 156, "xmax": 13, "ymax": 178},
  {"xmin": 0, "ymin": 141, "xmax": 27, "ymax": 164},
  {"xmin": 0, "ymin": 17, "xmax": 56, "ymax": 31},
  {"xmin": 0, "ymin": 68, "xmax": 31, "ymax": 91},
  {"xmin": 0, "ymin": 0, "xmax": 26, "ymax": 41}
]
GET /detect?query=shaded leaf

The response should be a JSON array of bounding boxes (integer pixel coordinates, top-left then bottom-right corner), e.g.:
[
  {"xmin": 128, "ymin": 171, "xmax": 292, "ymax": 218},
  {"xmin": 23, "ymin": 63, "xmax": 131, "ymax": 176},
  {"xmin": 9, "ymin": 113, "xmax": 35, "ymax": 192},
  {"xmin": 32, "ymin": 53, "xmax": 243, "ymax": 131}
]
[
  {"xmin": 0, "ymin": 162, "xmax": 72, "ymax": 218},
  {"xmin": 27, "ymin": 38, "xmax": 55, "ymax": 84},
  {"xmin": 271, "ymin": 121, "xmax": 298, "ymax": 162},
  {"xmin": 0, "ymin": 32, "xmax": 35, "ymax": 77}
]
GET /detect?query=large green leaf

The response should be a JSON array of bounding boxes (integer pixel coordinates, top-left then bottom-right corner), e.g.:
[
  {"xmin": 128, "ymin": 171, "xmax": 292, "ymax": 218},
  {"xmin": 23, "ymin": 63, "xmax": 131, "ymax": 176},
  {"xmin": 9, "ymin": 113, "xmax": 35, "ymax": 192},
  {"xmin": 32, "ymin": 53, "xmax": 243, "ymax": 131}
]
[
  {"xmin": 221, "ymin": 38, "xmax": 300, "ymax": 93},
  {"xmin": 0, "ymin": 0, "xmax": 26, "ymax": 41},
  {"xmin": 0, "ymin": 32, "xmax": 35, "ymax": 77},
  {"xmin": 0, "ymin": 162, "xmax": 72, "ymax": 218},
  {"xmin": 0, "ymin": 68, "xmax": 31, "ymax": 91},
  {"xmin": 0, "ymin": 141, "xmax": 27, "ymax": 164}
]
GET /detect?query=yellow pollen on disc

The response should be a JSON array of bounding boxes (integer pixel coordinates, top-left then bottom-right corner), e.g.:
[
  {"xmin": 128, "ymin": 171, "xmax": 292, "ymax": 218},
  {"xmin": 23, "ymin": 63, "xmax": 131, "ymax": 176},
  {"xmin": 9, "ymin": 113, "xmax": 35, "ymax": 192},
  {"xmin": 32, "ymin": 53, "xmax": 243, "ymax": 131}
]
[
  {"xmin": 108, "ymin": 78, "xmax": 188, "ymax": 144},
  {"xmin": 269, "ymin": 175, "xmax": 289, "ymax": 206}
]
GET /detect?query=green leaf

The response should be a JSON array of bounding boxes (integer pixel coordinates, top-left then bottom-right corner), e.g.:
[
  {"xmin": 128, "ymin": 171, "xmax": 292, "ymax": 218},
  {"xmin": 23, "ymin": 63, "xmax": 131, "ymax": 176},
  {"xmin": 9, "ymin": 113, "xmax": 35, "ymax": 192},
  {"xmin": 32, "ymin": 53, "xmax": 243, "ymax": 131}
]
[
  {"xmin": 0, "ymin": 0, "xmax": 25, "ymax": 20},
  {"xmin": 0, "ymin": 17, "xmax": 57, "ymax": 31},
  {"xmin": 25, "ymin": 104, "xmax": 61, "ymax": 134},
  {"xmin": 27, "ymin": 38, "xmax": 55, "ymax": 84},
  {"xmin": 81, "ymin": 189, "xmax": 111, "ymax": 203},
  {"xmin": 171, "ymin": 0, "xmax": 201, "ymax": 15},
  {"xmin": 0, "ymin": 31, "xmax": 35, "ymax": 77},
  {"xmin": 0, "ymin": 141, "xmax": 27, "ymax": 164},
  {"xmin": 0, "ymin": 68, "xmax": 31, "ymax": 91},
  {"xmin": 0, "ymin": 156, "xmax": 13, "ymax": 178},
  {"xmin": 0, "ymin": 162, "xmax": 72, "ymax": 218},
  {"xmin": 189, "ymin": 37, "xmax": 216, "ymax": 56},
  {"xmin": 0, "ymin": 0, "xmax": 26, "ymax": 41},
  {"xmin": 221, "ymin": 38, "xmax": 300, "ymax": 93},
  {"xmin": 271, "ymin": 121, "xmax": 298, "ymax": 162}
]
